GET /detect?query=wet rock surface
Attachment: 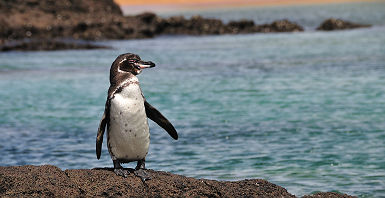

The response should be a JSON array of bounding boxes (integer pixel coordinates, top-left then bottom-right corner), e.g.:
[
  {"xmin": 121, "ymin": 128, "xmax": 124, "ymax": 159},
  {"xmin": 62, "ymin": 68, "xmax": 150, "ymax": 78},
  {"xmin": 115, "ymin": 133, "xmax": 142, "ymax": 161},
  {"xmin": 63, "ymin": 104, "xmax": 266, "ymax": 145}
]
[
  {"xmin": 0, "ymin": 165, "xmax": 355, "ymax": 198},
  {"xmin": 316, "ymin": 18, "xmax": 371, "ymax": 31}
]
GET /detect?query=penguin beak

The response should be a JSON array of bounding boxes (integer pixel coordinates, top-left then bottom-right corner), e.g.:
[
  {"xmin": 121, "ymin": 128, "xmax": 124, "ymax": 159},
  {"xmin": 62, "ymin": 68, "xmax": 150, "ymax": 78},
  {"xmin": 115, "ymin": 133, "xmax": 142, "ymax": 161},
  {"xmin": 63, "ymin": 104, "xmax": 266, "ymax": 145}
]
[{"xmin": 136, "ymin": 60, "xmax": 156, "ymax": 69}]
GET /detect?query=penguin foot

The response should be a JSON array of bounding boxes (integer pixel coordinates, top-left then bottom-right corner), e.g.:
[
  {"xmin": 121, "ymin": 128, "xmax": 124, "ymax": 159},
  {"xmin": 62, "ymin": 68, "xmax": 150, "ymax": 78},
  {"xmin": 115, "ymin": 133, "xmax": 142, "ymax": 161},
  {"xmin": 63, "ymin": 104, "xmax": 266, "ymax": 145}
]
[
  {"xmin": 135, "ymin": 159, "xmax": 146, "ymax": 170},
  {"xmin": 114, "ymin": 168, "xmax": 130, "ymax": 178},
  {"xmin": 134, "ymin": 169, "xmax": 151, "ymax": 182}
]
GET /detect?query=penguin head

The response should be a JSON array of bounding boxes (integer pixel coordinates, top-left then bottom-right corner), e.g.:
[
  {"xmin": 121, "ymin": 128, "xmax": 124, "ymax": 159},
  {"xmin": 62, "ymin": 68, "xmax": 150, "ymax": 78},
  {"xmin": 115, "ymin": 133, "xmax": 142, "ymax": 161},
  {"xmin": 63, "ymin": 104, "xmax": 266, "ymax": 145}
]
[{"xmin": 112, "ymin": 53, "xmax": 155, "ymax": 76}]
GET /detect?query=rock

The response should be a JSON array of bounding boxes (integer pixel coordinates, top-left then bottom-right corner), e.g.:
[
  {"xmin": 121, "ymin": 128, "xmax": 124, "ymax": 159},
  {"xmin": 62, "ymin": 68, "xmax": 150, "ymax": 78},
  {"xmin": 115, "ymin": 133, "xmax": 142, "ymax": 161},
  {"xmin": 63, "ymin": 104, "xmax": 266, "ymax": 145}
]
[
  {"xmin": 227, "ymin": 20, "xmax": 256, "ymax": 34},
  {"xmin": 157, "ymin": 15, "xmax": 226, "ymax": 35},
  {"xmin": 136, "ymin": 12, "xmax": 158, "ymax": 24},
  {"xmin": 0, "ymin": 0, "xmax": 136, "ymax": 41},
  {"xmin": 157, "ymin": 17, "xmax": 304, "ymax": 36},
  {"xmin": 0, "ymin": 0, "xmax": 306, "ymax": 45},
  {"xmin": 0, "ymin": 165, "xmax": 80, "ymax": 197},
  {"xmin": 257, "ymin": 19, "xmax": 304, "ymax": 33},
  {"xmin": 316, "ymin": 18, "xmax": 371, "ymax": 31},
  {"xmin": 0, "ymin": 39, "xmax": 109, "ymax": 51},
  {"xmin": 0, "ymin": 165, "xmax": 293, "ymax": 197},
  {"xmin": 0, "ymin": 0, "xmax": 122, "ymax": 16},
  {"xmin": 270, "ymin": 19, "xmax": 304, "ymax": 32},
  {"xmin": 0, "ymin": 165, "xmax": 355, "ymax": 198},
  {"xmin": 0, "ymin": 0, "xmax": 318, "ymax": 51},
  {"xmin": 302, "ymin": 192, "xmax": 357, "ymax": 198},
  {"xmin": 0, "ymin": 0, "xmax": 374, "ymax": 48}
]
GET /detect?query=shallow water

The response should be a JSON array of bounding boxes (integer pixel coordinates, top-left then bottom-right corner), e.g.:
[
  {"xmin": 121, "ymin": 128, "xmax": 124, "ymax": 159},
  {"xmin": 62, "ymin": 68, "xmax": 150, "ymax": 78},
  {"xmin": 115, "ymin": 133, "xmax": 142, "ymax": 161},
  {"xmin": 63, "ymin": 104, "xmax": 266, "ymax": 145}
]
[{"xmin": 1, "ymin": 2, "xmax": 385, "ymax": 197}]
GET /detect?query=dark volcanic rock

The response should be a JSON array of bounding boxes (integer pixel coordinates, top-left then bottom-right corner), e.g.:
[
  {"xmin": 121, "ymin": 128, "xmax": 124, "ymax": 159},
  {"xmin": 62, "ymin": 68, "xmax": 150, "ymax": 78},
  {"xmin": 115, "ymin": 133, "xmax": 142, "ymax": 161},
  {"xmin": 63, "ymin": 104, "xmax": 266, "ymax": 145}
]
[
  {"xmin": 0, "ymin": 0, "xmax": 122, "ymax": 15},
  {"xmin": 0, "ymin": 165, "xmax": 356, "ymax": 198},
  {"xmin": 227, "ymin": 19, "xmax": 256, "ymax": 34},
  {"xmin": 157, "ymin": 17, "xmax": 304, "ymax": 36},
  {"xmin": 302, "ymin": 192, "xmax": 357, "ymax": 198},
  {"xmin": 257, "ymin": 19, "xmax": 304, "ymax": 33},
  {"xmin": 0, "ymin": 39, "xmax": 109, "ymax": 51},
  {"xmin": 136, "ymin": 12, "xmax": 158, "ymax": 24},
  {"xmin": 158, "ymin": 15, "xmax": 227, "ymax": 35},
  {"xmin": 0, "ymin": 0, "xmax": 146, "ymax": 41},
  {"xmin": 0, "ymin": 165, "xmax": 295, "ymax": 197},
  {"xmin": 0, "ymin": 165, "xmax": 80, "ymax": 197},
  {"xmin": 0, "ymin": 0, "xmax": 305, "ymax": 44},
  {"xmin": 2, "ymin": 0, "xmax": 373, "ymax": 48},
  {"xmin": 316, "ymin": 18, "xmax": 371, "ymax": 31}
]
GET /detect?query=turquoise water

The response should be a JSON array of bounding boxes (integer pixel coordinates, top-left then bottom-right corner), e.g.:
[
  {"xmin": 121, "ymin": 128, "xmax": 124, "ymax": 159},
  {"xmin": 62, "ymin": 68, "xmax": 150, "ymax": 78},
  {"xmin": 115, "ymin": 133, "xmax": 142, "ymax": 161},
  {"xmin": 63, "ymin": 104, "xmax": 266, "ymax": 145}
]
[{"xmin": 1, "ymin": 2, "xmax": 385, "ymax": 197}]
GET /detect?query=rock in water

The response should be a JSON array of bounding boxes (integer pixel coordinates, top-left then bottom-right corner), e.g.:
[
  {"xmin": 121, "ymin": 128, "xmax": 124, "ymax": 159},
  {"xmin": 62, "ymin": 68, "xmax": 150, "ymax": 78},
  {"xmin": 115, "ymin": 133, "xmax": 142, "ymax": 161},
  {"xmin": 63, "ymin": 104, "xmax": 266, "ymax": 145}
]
[
  {"xmin": 256, "ymin": 19, "xmax": 304, "ymax": 33},
  {"xmin": 227, "ymin": 20, "xmax": 256, "ymax": 34},
  {"xmin": 316, "ymin": 18, "xmax": 371, "ymax": 31},
  {"xmin": 0, "ymin": 39, "xmax": 109, "ymax": 51}
]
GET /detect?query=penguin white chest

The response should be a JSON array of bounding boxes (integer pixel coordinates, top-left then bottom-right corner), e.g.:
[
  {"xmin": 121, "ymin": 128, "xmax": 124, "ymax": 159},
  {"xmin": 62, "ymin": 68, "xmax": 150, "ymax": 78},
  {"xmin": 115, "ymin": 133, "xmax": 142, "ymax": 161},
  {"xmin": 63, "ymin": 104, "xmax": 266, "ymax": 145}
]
[{"xmin": 108, "ymin": 83, "xmax": 150, "ymax": 162}]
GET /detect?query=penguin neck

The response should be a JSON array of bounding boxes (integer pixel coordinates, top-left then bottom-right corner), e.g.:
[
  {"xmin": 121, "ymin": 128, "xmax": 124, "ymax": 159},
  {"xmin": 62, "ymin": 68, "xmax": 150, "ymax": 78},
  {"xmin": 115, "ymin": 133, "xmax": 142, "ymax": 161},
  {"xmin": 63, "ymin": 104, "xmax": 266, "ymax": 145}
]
[{"xmin": 110, "ymin": 72, "xmax": 137, "ymax": 86}]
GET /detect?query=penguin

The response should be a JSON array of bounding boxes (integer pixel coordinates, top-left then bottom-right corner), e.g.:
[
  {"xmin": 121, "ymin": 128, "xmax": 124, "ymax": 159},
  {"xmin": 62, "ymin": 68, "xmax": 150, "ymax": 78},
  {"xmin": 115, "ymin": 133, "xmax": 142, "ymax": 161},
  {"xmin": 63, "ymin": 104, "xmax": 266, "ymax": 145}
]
[{"xmin": 96, "ymin": 53, "xmax": 178, "ymax": 179}]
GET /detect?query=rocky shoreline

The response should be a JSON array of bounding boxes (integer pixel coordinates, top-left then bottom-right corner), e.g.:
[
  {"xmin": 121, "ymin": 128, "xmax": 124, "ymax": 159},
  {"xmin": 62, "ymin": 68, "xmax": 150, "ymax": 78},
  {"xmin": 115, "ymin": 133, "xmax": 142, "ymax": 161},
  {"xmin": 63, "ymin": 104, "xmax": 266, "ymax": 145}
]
[
  {"xmin": 0, "ymin": 165, "xmax": 355, "ymax": 197},
  {"xmin": 0, "ymin": 39, "xmax": 109, "ymax": 52},
  {"xmin": 316, "ymin": 18, "xmax": 371, "ymax": 31},
  {"xmin": 0, "ymin": 0, "xmax": 371, "ymax": 51}
]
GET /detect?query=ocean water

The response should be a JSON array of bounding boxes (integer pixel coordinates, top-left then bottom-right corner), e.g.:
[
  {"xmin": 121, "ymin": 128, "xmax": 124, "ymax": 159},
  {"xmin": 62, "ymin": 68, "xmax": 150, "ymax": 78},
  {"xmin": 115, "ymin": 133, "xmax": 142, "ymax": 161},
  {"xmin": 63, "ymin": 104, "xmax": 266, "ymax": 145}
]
[
  {"xmin": 161, "ymin": 1, "xmax": 385, "ymax": 29},
  {"xmin": 1, "ymin": 2, "xmax": 385, "ymax": 197}
]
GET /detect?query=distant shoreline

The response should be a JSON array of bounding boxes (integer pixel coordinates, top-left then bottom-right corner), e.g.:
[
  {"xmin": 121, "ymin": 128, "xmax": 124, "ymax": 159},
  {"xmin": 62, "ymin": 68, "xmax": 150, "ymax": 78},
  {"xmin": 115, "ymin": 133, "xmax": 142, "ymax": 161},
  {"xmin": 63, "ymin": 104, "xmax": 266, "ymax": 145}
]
[
  {"xmin": 117, "ymin": 0, "xmax": 378, "ymax": 15},
  {"xmin": 0, "ymin": 0, "xmax": 372, "ymax": 51}
]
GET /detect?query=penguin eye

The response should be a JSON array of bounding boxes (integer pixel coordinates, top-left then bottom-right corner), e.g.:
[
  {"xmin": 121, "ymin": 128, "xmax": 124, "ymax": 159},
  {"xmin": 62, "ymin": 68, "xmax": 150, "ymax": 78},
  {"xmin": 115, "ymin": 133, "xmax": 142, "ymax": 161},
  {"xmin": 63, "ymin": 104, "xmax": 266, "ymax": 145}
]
[{"xmin": 128, "ymin": 59, "xmax": 139, "ymax": 64}]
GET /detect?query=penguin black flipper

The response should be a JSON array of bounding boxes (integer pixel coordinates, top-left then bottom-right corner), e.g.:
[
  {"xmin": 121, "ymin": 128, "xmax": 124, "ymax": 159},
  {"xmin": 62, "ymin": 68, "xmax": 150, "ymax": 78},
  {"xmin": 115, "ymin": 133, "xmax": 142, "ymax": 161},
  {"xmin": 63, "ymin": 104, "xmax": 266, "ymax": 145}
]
[
  {"xmin": 96, "ymin": 100, "xmax": 110, "ymax": 160},
  {"xmin": 96, "ymin": 85, "xmax": 116, "ymax": 159},
  {"xmin": 144, "ymin": 100, "xmax": 178, "ymax": 140},
  {"xmin": 96, "ymin": 110, "xmax": 106, "ymax": 159}
]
